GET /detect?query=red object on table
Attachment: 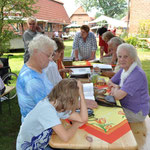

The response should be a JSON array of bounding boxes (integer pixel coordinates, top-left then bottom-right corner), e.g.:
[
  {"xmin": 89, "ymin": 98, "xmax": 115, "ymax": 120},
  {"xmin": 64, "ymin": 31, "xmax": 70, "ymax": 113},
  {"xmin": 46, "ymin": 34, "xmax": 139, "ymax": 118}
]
[{"xmin": 65, "ymin": 61, "xmax": 92, "ymax": 68}]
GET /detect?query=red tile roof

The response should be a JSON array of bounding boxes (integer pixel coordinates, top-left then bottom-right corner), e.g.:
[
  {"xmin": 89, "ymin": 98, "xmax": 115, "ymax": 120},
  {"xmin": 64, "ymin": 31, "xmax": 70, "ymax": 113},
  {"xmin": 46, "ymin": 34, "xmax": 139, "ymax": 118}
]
[
  {"xmin": 72, "ymin": 6, "xmax": 88, "ymax": 15},
  {"xmin": 33, "ymin": 0, "xmax": 70, "ymax": 24},
  {"xmin": 52, "ymin": 0, "xmax": 63, "ymax": 4}
]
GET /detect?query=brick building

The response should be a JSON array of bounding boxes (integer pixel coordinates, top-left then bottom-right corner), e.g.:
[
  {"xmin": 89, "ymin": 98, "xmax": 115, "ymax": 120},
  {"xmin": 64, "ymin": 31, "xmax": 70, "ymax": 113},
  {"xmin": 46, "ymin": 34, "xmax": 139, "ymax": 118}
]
[
  {"xmin": 70, "ymin": 6, "xmax": 93, "ymax": 26},
  {"xmin": 34, "ymin": 0, "xmax": 70, "ymax": 36},
  {"xmin": 128, "ymin": 0, "xmax": 150, "ymax": 35},
  {"xmin": 8, "ymin": 0, "xmax": 71, "ymax": 49},
  {"xmin": 9, "ymin": 0, "xmax": 70, "ymax": 37}
]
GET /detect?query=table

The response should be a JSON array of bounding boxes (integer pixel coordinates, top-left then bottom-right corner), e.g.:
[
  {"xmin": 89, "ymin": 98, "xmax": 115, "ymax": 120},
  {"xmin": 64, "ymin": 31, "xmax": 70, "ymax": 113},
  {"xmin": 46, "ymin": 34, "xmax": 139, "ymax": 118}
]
[
  {"xmin": 50, "ymin": 116, "xmax": 150, "ymax": 150},
  {"xmin": 49, "ymin": 69, "xmax": 137, "ymax": 149},
  {"xmin": 49, "ymin": 118, "xmax": 137, "ymax": 150},
  {"xmin": 49, "ymin": 104, "xmax": 138, "ymax": 149}
]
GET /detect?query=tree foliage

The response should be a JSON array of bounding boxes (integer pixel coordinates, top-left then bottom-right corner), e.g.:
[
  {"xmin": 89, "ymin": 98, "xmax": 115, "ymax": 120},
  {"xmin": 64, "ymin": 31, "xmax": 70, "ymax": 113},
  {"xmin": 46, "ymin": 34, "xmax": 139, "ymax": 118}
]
[
  {"xmin": 75, "ymin": 0, "xmax": 127, "ymax": 19},
  {"xmin": 0, "ymin": 0, "xmax": 38, "ymax": 54}
]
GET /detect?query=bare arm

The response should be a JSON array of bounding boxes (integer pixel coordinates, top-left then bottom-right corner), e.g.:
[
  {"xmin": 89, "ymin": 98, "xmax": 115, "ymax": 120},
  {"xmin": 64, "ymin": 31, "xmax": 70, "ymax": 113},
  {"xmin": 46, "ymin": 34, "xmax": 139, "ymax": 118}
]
[
  {"xmin": 78, "ymin": 99, "xmax": 98, "ymax": 109},
  {"xmin": 74, "ymin": 49, "xmax": 79, "ymax": 61},
  {"xmin": 52, "ymin": 122, "xmax": 83, "ymax": 142},
  {"xmin": 110, "ymin": 87, "xmax": 127, "ymax": 100},
  {"xmin": 108, "ymin": 81, "xmax": 127, "ymax": 100},
  {"xmin": 101, "ymin": 70, "xmax": 115, "ymax": 78},
  {"xmin": 89, "ymin": 51, "xmax": 96, "ymax": 60},
  {"xmin": 108, "ymin": 79, "xmax": 116, "ymax": 88},
  {"xmin": 0, "ymin": 60, "xmax": 3, "ymax": 68},
  {"xmin": 103, "ymin": 52, "xmax": 112, "ymax": 57},
  {"xmin": 60, "ymin": 51, "xmax": 64, "ymax": 61},
  {"xmin": 36, "ymin": 25, "xmax": 44, "ymax": 33},
  {"xmin": 52, "ymin": 81, "xmax": 88, "ymax": 142},
  {"xmin": 111, "ymin": 51, "xmax": 117, "ymax": 65},
  {"xmin": 59, "ymin": 68, "xmax": 72, "ymax": 73},
  {"xmin": 103, "ymin": 49, "xmax": 113, "ymax": 57},
  {"xmin": 68, "ymin": 80, "xmax": 88, "ymax": 122},
  {"xmin": 100, "ymin": 46, "xmax": 104, "ymax": 58}
]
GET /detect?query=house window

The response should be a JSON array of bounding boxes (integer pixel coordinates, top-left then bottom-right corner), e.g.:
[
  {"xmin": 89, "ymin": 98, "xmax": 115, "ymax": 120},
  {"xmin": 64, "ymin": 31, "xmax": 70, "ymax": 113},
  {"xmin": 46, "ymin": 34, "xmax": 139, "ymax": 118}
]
[
  {"xmin": 48, "ymin": 23, "xmax": 52, "ymax": 32},
  {"xmin": 11, "ymin": 24, "xmax": 19, "ymax": 32},
  {"xmin": 83, "ymin": 21, "xmax": 88, "ymax": 25},
  {"xmin": 72, "ymin": 21, "xmax": 77, "ymax": 24},
  {"xmin": 45, "ymin": 24, "xmax": 48, "ymax": 32}
]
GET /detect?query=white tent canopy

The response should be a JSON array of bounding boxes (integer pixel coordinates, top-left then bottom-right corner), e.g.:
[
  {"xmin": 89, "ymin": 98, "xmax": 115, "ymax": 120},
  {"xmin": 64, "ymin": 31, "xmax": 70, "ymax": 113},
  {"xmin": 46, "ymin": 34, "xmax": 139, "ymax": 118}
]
[
  {"xmin": 90, "ymin": 26, "xmax": 101, "ymax": 30},
  {"xmin": 65, "ymin": 23, "xmax": 81, "ymax": 28},
  {"xmin": 89, "ymin": 15, "xmax": 127, "ymax": 28}
]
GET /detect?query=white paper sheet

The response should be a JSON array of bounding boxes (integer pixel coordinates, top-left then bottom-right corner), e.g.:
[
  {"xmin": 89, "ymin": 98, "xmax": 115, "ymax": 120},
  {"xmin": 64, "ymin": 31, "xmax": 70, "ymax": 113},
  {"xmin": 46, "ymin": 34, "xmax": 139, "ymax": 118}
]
[{"xmin": 93, "ymin": 64, "xmax": 112, "ymax": 69}]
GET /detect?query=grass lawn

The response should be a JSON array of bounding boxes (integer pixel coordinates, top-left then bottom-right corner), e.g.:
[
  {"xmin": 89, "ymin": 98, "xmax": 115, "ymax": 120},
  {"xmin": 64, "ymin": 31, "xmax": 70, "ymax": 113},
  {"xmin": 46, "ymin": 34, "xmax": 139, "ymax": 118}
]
[{"xmin": 0, "ymin": 40, "xmax": 150, "ymax": 150}]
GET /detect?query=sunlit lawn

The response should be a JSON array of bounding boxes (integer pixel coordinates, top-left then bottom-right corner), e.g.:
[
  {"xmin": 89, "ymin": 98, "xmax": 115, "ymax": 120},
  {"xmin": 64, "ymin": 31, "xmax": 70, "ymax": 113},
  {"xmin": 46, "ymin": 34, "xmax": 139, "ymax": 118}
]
[{"xmin": 0, "ymin": 40, "xmax": 150, "ymax": 150}]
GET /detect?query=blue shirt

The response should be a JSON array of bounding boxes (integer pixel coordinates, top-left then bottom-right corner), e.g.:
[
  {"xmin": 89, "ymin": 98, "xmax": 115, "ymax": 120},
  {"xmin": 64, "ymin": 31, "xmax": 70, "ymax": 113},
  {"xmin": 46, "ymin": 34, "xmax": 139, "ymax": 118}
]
[
  {"xmin": 73, "ymin": 32, "xmax": 97, "ymax": 60},
  {"xmin": 16, "ymin": 64, "xmax": 53, "ymax": 120}
]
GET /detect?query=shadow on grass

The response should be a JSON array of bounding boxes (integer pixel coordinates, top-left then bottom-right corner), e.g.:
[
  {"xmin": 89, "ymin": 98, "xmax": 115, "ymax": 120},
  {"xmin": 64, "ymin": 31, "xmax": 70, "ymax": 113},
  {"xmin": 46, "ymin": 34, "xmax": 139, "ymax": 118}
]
[
  {"xmin": 0, "ymin": 96, "xmax": 21, "ymax": 150},
  {"xmin": 1, "ymin": 55, "xmax": 23, "ymax": 59}
]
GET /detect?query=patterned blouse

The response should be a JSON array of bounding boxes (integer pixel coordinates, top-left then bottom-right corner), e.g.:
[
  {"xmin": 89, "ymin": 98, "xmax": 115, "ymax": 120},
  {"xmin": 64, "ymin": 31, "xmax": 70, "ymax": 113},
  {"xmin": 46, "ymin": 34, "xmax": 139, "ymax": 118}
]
[{"xmin": 73, "ymin": 32, "xmax": 97, "ymax": 60}]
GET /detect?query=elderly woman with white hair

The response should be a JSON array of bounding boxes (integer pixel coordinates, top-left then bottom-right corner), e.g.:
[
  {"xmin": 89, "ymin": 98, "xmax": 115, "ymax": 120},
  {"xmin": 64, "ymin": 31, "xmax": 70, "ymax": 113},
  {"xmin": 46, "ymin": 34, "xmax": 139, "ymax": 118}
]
[
  {"xmin": 108, "ymin": 43, "xmax": 150, "ymax": 122},
  {"xmin": 17, "ymin": 34, "xmax": 57, "ymax": 122}
]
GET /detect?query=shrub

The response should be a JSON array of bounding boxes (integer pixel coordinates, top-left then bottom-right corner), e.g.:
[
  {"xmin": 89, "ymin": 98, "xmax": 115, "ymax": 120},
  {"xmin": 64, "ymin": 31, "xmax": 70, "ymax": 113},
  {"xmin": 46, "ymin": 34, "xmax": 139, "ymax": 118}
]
[
  {"xmin": 124, "ymin": 36, "xmax": 139, "ymax": 46},
  {"xmin": 0, "ymin": 30, "xmax": 15, "ymax": 55},
  {"xmin": 123, "ymin": 35, "xmax": 149, "ymax": 48}
]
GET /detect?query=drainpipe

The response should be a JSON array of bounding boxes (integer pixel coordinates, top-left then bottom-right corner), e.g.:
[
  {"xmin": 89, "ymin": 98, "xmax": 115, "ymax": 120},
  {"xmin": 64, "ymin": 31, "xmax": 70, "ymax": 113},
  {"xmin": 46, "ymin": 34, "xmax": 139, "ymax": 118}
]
[{"xmin": 127, "ymin": 0, "xmax": 131, "ymax": 35}]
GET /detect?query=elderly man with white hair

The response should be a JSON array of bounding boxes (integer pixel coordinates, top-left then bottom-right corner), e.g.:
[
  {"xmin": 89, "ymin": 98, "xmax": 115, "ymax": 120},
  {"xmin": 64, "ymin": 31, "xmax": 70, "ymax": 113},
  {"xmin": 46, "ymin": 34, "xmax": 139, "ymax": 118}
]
[
  {"xmin": 17, "ymin": 34, "xmax": 57, "ymax": 122},
  {"xmin": 99, "ymin": 37, "xmax": 123, "ymax": 78},
  {"xmin": 108, "ymin": 43, "xmax": 150, "ymax": 122},
  {"xmin": 108, "ymin": 37, "xmax": 123, "ymax": 66},
  {"xmin": 23, "ymin": 17, "xmax": 44, "ymax": 63}
]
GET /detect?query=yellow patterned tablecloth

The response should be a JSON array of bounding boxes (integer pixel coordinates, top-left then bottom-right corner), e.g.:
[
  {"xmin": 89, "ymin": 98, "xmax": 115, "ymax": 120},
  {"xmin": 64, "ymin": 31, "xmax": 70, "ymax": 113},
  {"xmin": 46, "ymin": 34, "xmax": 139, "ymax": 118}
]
[{"xmin": 80, "ymin": 105, "xmax": 130, "ymax": 143}]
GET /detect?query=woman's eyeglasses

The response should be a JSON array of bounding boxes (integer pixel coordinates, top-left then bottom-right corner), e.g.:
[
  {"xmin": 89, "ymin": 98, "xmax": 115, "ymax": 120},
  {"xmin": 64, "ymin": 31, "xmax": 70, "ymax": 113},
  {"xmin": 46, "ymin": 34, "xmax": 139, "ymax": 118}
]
[{"xmin": 41, "ymin": 51, "xmax": 52, "ymax": 59}]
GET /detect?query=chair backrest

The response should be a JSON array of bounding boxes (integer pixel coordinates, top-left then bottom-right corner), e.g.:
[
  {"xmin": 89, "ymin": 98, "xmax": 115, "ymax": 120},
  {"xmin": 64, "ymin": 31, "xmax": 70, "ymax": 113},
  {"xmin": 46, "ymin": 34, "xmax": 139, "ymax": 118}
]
[{"xmin": 0, "ymin": 58, "xmax": 9, "ymax": 78}]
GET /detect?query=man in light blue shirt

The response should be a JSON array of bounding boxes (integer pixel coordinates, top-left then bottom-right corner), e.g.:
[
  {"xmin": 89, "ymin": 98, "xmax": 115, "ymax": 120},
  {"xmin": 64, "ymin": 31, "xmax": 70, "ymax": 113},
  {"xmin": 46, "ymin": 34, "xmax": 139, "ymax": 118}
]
[
  {"xmin": 72, "ymin": 25, "xmax": 97, "ymax": 60},
  {"xmin": 17, "ymin": 34, "xmax": 57, "ymax": 122}
]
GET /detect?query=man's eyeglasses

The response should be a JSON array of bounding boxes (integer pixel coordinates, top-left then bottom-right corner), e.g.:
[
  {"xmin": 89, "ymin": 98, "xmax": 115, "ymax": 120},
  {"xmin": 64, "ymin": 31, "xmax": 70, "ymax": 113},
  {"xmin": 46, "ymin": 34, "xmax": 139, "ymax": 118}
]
[{"xmin": 29, "ymin": 23, "xmax": 36, "ymax": 26}]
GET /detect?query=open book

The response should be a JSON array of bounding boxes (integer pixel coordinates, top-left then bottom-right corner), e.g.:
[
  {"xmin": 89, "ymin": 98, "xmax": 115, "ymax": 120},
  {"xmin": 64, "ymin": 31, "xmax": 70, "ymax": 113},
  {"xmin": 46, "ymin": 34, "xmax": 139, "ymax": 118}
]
[
  {"xmin": 83, "ymin": 83, "xmax": 95, "ymax": 100},
  {"xmin": 93, "ymin": 64, "xmax": 112, "ymax": 70},
  {"xmin": 70, "ymin": 68, "xmax": 91, "ymax": 78}
]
